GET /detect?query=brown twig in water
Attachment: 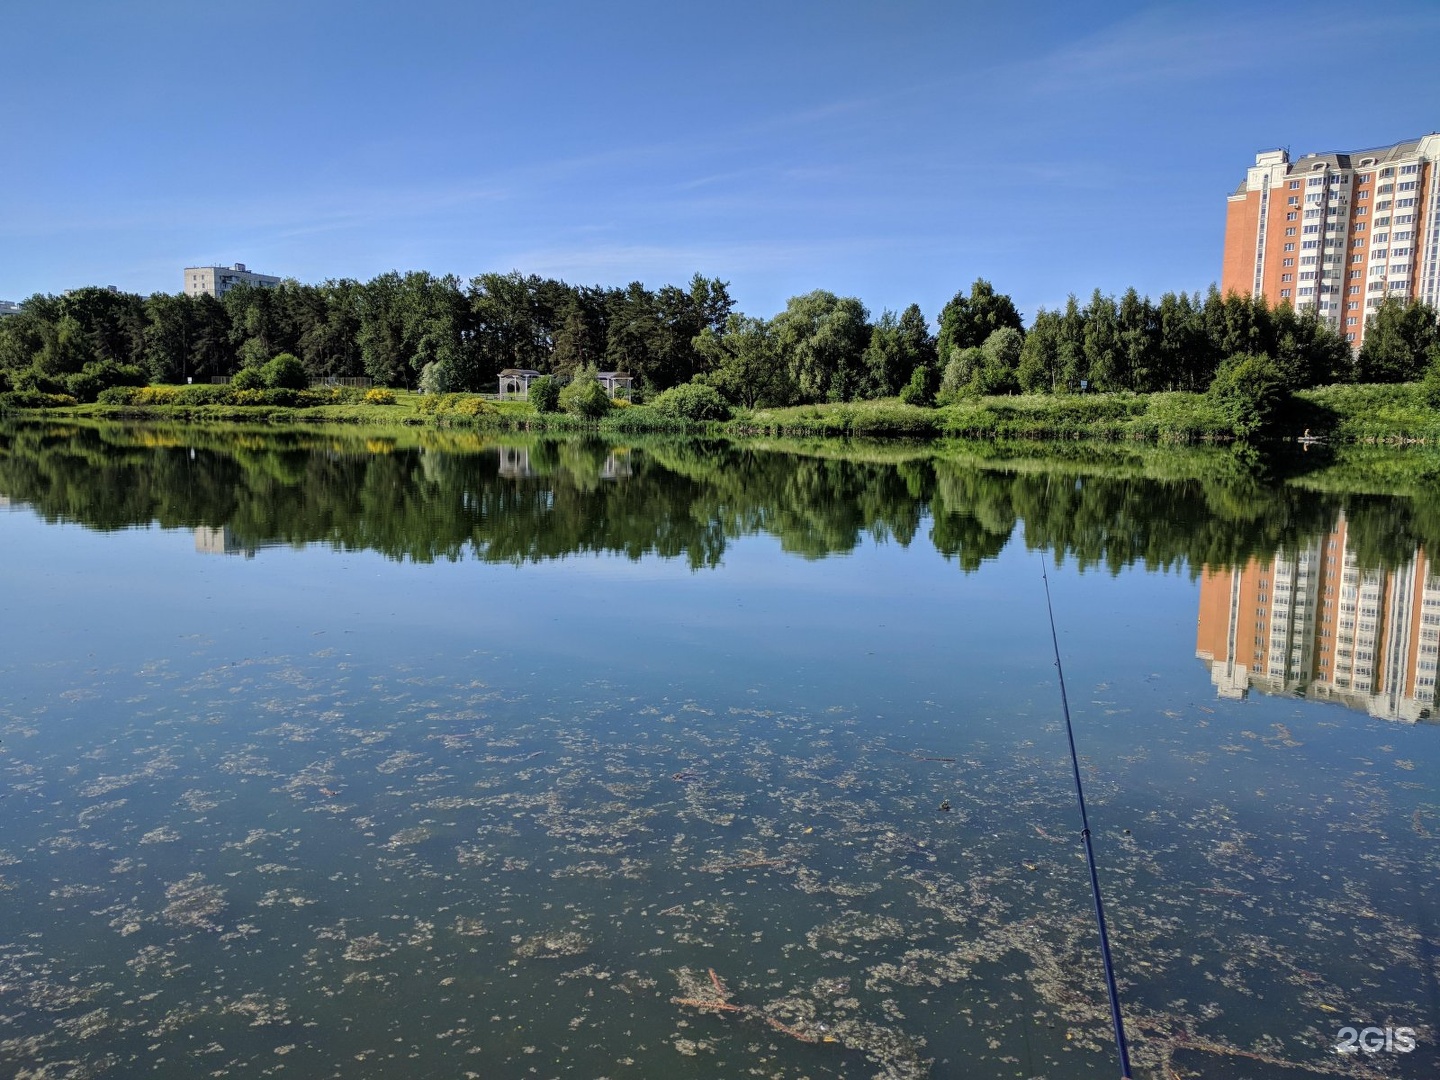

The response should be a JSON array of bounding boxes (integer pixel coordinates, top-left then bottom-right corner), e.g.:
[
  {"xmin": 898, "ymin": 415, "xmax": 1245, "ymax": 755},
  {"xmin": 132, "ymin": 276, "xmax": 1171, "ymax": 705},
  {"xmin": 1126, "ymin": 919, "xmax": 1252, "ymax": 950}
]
[{"xmin": 883, "ymin": 747, "xmax": 956, "ymax": 762}]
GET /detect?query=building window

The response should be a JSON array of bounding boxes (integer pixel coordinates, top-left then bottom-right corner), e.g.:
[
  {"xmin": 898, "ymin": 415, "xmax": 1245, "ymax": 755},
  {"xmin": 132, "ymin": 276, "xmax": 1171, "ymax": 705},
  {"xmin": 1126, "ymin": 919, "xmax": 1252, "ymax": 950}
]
[
  {"xmin": 1352, "ymin": 239, "xmax": 1364, "ymax": 249},
  {"xmin": 1283, "ymin": 257, "xmax": 1295, "ymax": 266},
  {"xmin": 1282, "ymin": 273, "xmax": 1293, "ymax": 282},
  {"xmin": 1348, "ymin": 285, "xmax": 1360, "ymax": 295},
  {"xmin": 1397, "ymin": 198, "xmax": 1416, "ymax": 208},
  {"xmin": 1280, "ymin": 289, "xmax": 1291, "ymax": 298},
  {"xmin": 1355, "ymin": 206, "xmax": 1367, "ymax": 216},
  {"xmin": 1285, "ymin": 228, "xmax": 1296, "ymax": 237},
  {"xmin": 1347, "ymin": 301, "xmax": 1358, "ymax": 310},
  {"xmin": 1400, "ymin": 163, "xmax": 1418, "ymax": 174},
  {"xmin": 1399, "ymin": 180, "xmax": 1418, "ymax": 191},
  {"xmin": 1346, "ymin": 317, "xmax": 1358, "ymax": 326},
  {"xmin": 1284, "ymin": 242, "xmax": 1295, "ymax": 251},
  {"xmin": 1353, "ymin": 222, "xmax": 1366, "ymax": 232},
  {"xmin": 1286, "ymin": 211, "xmax": 1298, "ymax": 221}
]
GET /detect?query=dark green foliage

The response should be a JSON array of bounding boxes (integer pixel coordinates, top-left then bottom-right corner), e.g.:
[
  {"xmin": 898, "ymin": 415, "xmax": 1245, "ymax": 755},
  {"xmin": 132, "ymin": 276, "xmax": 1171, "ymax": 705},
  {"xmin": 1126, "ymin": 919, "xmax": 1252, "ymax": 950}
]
[
  {"xmin": 528, "ymin": 375, "xmax": 560, "ymax": 413},
  {"xmin": 694, "ymin": 315, "xmax": 794, "ymax": 408},
  {"xmin": 71, "ymin": 356, "xmax": 150, "ymax": 403},
  {"xmin": 559, "ymin": 369, "xmax": 612, "ymax": 418},
  {"xmin": 899, "ymin": 364, "xmax": 936, "ymax": 406},
  {"xmin": 261, "ymin": 352, "xmax": 309, "ymax": 390},
  {"xmin": 648, "ymin": 382, "xmax": 732, "ymax": 421},
  {"xmin": 771, "ymin": 291, "xmax": 871, "ymax": 403},
  {"xmin": 1355, "ymin": 298, "xmax": 1439, "ymax": 383},
  {"xmin": 0, "ymin": 269, "xmax": 1419, "ymax": 416},
  {"xmin": 1419, "ymin": 344, "xmax": 1440, "ymax": 410},
  {"xmin": 940, "ymin": 328, "xmax": 1021, "ymax": 399},
  {"xmin": 231, "ymin": 365, "xmax": 266, "ymax": 391},
  {"xmin": 864, "ymin": 304, "xmax": 935, "ymax": 397},
  {"xmin": 1208, "ymin": 353, "xmax": 1288, "ymax": 440},
  {"xmin": 0, "ymin": 390, "xmax": 77, "ymax": 409},
  {"xmin": 936, "ymin": 279, "xmax": 1023, "ymax": 365}
]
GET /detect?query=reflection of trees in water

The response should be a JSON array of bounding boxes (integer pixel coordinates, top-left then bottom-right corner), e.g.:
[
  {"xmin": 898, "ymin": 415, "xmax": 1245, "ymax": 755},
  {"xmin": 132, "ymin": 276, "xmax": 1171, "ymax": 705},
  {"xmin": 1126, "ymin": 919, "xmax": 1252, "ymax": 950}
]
[{"xmin": 1, "ymin": 420, "xmax": 1437, "ymax": 575}]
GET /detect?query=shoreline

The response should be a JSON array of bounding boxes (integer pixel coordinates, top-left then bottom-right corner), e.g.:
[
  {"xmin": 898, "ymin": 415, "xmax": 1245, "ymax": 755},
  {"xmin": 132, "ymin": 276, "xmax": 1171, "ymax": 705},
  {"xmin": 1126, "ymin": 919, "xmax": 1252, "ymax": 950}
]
[{"xmin": 7, "ymin": 381, "xmax": 1439, "ymax": 445}]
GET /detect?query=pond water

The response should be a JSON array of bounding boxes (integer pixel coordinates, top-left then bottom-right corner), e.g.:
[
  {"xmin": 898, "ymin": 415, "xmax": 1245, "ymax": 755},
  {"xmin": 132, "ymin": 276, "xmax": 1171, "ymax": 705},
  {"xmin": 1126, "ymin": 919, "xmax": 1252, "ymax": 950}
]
[{"xmin": 1, "ymin": 419, "xmax": 1438, "ymax": 1079}]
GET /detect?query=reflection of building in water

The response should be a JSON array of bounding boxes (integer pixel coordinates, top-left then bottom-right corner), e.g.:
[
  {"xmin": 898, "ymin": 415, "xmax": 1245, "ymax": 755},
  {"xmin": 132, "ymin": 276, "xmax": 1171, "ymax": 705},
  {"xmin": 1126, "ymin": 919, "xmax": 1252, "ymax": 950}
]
[
  {"xmin": 496, "ymin": 446, "xmax": 535, "ymax": 478},
  {"xmin": 194, "ymin": 526, "xmax": 276, "ymax": 559},
  {"xmin": 1197, "ymin": 514, "xmax": 1438, "ymax": 722},
  {"xmin": 495, "ymin": 446, "xmax": 632, "ymax": 481}
]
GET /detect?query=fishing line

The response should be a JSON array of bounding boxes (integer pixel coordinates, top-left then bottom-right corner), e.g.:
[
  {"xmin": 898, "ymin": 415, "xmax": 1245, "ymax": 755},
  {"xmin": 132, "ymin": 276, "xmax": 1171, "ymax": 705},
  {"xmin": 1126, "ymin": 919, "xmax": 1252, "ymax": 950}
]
[{"xmin": 1040, "ymin": 556, "xmax": 1133, "ymax": 1079}]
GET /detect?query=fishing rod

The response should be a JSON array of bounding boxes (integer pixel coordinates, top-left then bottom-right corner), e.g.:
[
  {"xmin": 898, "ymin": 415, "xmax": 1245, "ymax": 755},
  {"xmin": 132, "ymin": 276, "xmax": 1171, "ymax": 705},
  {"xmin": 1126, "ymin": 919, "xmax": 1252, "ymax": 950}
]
[{"xmin": 1040, "ymin": 557, "xmax": 1133, "ymax": 1079}]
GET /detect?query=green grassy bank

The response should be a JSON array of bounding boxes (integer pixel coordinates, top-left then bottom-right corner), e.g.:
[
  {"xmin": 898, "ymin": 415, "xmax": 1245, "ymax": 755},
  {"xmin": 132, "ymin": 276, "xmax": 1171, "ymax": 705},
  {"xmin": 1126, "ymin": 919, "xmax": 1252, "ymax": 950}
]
[{"xmin": 8, "ymin": 382, "xmax": 1440, "ymax": 444}]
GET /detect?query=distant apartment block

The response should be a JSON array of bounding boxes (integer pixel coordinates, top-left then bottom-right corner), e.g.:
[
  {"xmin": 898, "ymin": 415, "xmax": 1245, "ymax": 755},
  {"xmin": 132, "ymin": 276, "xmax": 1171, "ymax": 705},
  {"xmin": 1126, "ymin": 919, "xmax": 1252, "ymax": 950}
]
[
  {"xmin": 1196, "ymin": 514, "xmax": 1439, "ymax": 723},
  {"xmin": 184, "ymin": 263, "xmax": 281, "ymax": 299},
  {"xmin": 0, "ymin": 300, "xmax": 21, "ymax": 317},
  {"xmin": 1222, "ymin": 133, "xmax": 1440, "ymax": 347}
]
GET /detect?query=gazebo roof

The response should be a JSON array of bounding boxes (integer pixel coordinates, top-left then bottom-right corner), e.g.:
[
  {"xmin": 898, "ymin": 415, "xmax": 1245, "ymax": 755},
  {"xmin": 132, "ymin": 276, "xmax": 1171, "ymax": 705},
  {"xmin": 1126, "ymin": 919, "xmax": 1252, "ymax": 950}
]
[{"xmin": 498, "ymin": 368, "xmax": 542, "ymax": 378}]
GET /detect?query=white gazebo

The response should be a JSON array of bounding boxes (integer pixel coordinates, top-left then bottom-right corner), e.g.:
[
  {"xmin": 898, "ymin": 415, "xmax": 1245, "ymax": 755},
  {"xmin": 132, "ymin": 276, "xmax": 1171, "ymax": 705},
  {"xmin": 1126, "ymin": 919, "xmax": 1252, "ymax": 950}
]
[
  {"xmin": 498, "ymin": 369, "xmax": 543, "ymax": 400},
  {"xmin": 596, "ymin": 371, "xmax": 633, "ymax": 400}
]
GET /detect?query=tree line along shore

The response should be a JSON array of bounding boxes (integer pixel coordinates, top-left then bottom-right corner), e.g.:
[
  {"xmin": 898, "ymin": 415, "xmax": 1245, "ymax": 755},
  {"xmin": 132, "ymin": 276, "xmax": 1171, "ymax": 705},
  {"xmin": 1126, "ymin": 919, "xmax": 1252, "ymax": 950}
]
[{"xmin": 2, "ymin": 272, "xmax": 1438, "ymax": 442}]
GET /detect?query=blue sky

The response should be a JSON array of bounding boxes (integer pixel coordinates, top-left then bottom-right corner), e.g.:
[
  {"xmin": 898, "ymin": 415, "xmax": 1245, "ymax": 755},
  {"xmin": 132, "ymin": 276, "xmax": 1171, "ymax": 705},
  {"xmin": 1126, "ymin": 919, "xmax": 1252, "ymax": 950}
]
[{"xmin": 3, "ymin": 0, "xmax": 1439, "ymax": 324}]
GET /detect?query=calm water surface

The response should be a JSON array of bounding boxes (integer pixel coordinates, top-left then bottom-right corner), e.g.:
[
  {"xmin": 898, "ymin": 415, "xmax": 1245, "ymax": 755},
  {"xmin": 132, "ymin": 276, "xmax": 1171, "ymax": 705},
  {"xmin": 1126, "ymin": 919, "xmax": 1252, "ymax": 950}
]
[{"xmin": 1, "ymin": 420, "xmax": 1438, "ymax": 1079}]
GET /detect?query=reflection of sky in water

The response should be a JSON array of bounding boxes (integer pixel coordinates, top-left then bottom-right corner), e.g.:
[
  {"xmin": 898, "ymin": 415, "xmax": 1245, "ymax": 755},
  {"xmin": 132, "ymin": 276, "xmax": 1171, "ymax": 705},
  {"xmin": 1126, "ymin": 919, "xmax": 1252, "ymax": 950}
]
[{"xmin": 2, "ymin": 504, "xmax": 1438, "ymax": 1079}]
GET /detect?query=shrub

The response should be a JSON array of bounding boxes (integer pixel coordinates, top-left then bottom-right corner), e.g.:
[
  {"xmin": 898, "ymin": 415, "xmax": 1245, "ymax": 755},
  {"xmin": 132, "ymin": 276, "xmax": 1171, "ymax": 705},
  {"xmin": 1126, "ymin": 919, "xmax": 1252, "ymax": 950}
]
[
  {"xmin": 261, "ymin": 352, "xmax": 309, "ymax": 390},
  {"xmin": 364, "ymin": 388, "xmax": 397, "ymax": 405},
  {"xmin": 1420, "ymin": 344, "xmax": 1440, "ymax": 410},
  {"xmin": 175, "ymin": 384, "xmax": 235, "ymax": 405},
  {"xmin": 416, "ymin": 393, "xmax": 490, "ymax": 417},
  {"xmin": 528, "ymin": 375, "xmax": 560, "ymax": 413},
  {"xmin": 648, "ymin": 382, "xmax": 732, "ymax": 421},
  {"xmin": 96, "ymin": 386, "xmax": 138, "ymax": 405},
  {"xmin": 12, "ymin": 366, "xmax": 66, "ymax": 395},
  {"xmin": 449, "ymin": 395, "xmax": 489, "ymax": 417},
  {"xmin": 0, "ymin": 390, "xmax": 78, "ymax": 410},
  {"xmin": 899, "ymin": 364, "xmax": 936, "ymax": 407},
  {"xmin": 133, "ymin": 385, "xmax": 182, "ymax": 405},
  {"xmin": 231, "ymin": 365, "xmax": 266, "ymax": 391},
  {"xmin": 64, "ymin": 371, "xmax": 102, "ymax": 402},
  {"xmin": 418, "ymin": 360, "xmax": 454, "ymax": 396},
  {"xmin": 559, "ymin": 371, "xmax": 612, "ymax": 418},
  {"xmin": 1208, "ymin": 353, "xmax": 1288, "ymax": 439}
]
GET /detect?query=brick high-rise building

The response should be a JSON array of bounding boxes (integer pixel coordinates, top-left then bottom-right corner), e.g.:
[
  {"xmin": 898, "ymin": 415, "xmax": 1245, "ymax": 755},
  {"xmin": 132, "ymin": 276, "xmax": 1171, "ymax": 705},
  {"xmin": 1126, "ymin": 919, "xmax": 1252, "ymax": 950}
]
[{"xmin": 1222, "ymin": 134, "xmax": 1440, "ymax": 347}]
